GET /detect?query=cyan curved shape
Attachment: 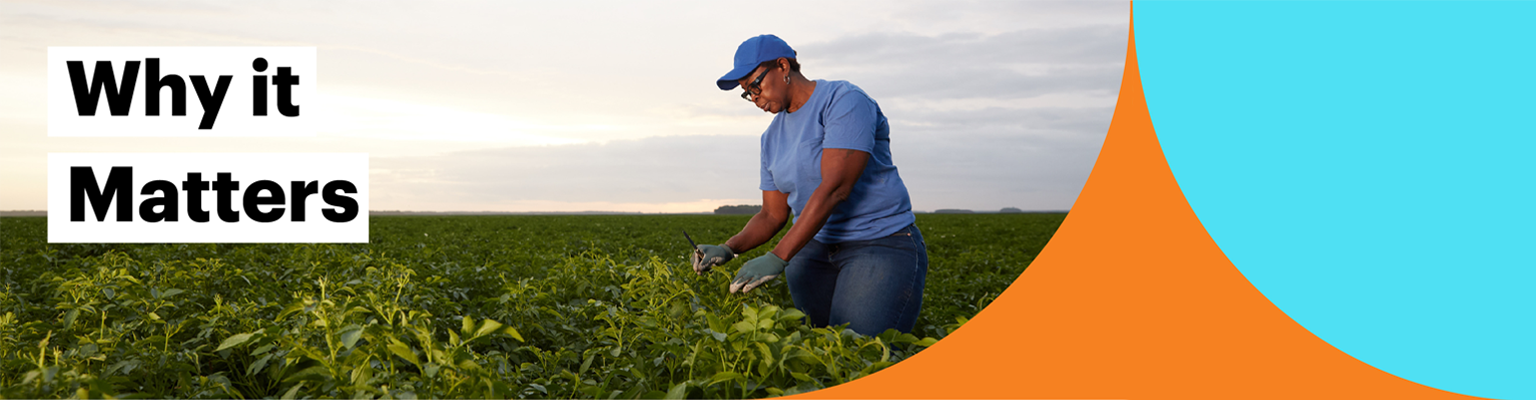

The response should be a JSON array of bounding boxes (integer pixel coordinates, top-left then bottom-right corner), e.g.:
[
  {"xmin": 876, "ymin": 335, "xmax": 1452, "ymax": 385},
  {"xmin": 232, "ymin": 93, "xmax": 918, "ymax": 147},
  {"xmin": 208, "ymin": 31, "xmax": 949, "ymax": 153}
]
[{"xmin": 1136, "ymin": 2, "xmax": 1534, "ymax": 399}]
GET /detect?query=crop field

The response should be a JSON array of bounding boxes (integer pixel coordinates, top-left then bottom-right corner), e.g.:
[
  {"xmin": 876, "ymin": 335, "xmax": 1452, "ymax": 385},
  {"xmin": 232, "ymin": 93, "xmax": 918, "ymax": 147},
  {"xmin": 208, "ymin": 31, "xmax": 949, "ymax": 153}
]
[{"xmin": 0, "ymin": 213, "xmax": 1063, "ymax": 399}]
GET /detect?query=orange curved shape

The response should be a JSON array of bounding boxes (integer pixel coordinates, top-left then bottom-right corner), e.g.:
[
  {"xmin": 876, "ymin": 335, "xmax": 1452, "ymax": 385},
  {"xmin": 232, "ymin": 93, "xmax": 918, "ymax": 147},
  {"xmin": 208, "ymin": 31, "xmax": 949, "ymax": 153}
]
[{"xmin": 791, "ymin": 9, "xmax": 1484, "ymax": 400}]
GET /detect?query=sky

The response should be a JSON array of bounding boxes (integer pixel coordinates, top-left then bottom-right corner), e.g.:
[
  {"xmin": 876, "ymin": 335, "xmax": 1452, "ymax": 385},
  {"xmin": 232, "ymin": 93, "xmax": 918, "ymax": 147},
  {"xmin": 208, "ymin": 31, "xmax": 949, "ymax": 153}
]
[{"xmin": 0, "ymin": 0, "xmax": 1130, "ymax": 213}]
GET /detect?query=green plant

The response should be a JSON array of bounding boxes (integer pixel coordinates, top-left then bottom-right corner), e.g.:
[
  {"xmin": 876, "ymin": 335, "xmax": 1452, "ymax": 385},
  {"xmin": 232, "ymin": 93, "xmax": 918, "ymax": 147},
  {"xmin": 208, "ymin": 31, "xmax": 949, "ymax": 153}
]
[{"xmin": 0, "ymin": 214, "xmax": 1062, "ymax": 398}]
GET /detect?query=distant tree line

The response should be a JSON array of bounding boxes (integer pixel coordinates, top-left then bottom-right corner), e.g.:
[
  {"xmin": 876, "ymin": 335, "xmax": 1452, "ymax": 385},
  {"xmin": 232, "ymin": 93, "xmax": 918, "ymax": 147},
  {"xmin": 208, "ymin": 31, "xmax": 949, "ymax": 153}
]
[
  {"xmin": 714, "ymin": 205, "xmax": 762, "ymax": 215},
  {"xmin": 929, "ymin": 207, "xmax": 1028, "ymax": 214}
]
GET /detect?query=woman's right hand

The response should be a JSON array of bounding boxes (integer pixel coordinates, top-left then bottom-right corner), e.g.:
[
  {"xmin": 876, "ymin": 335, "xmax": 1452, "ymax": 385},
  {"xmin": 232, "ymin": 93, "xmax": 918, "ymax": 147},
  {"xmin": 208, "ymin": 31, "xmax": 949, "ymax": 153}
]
[{"xmin": 691, "ymin": 244, "xmax": 736, "ymax": 274}]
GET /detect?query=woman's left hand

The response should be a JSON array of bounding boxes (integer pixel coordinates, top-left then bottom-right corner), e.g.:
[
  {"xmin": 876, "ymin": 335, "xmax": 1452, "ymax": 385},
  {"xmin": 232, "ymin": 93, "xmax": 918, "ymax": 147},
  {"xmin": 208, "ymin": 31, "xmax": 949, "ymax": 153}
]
[
  {"xmin": 730, "ymin": 253, "xmax": 787, "ymax": 293},
  {"xmin": 691, "ymin": 244, "xmax": 736, "ymax": 274}
]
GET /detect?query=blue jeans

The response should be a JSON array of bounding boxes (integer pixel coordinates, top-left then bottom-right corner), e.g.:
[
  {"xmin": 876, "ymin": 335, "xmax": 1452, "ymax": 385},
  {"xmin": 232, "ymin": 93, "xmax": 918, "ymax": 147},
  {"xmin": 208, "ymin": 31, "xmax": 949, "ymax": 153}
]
[{"xmin": 784, "ymin": 223, "xmax": 928, "ymax": 336}]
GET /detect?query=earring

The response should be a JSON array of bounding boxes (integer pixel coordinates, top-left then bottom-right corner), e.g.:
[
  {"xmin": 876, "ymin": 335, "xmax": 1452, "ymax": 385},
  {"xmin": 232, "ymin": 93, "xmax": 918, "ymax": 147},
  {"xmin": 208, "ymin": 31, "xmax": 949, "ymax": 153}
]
[{"xmin": 784, "ymin": 74, "xmax": 790, "ymax": 84}]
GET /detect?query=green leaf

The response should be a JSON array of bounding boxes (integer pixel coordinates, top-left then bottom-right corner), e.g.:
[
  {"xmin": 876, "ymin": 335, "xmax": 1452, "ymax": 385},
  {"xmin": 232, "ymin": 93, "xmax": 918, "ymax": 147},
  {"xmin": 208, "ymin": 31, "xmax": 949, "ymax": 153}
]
[
  {"xmin": 501, "ymin": 326, "xmax": 524, "ymax": 342},
  {"xmin": 732, "ymin": 320, "xmax": 755, "ymax": 333},
  {"xmin": 277, "ymin": 302, "xmax": 306, "ymax": 320},
  {"xmin": 106, "ymin": 360, "xmax": 139, "ymax": 376},
  {"xmin": 387, "ymin": 341, "xmax": 418, "ymax": 366},
  {"xmin": 285, "ymin": 365, "xmax": 331, "ymax": 382},
  {"xmin": 338, "ymin": 326, "xmax": 364, "ymax": 349},
  {"xmin": 290, "ymin": 345, "xmax": 325, "ymax": 363},
  {"xmin": 791, "ymin": 372, "xmax": 812, "ymax": 382},
  {"xmin": 473, "ymin": 319, "xmax": 504, "ymax": 339},
  {"xmin": 160, "ymin": 288, "xmax": 184, "ymax": 298},
  {"xmin": 61, "ymin": 309, "xmax": 79, "ymax": 330},
  {"xmin": 707, "ymin": 314, "xmax": 728, "ymax": 333},
  {"xmin": 914, "ymin": 337, "xmax": 940, "ymax": 347},
  {"xmin": 351, "ymin": 363, "xmax": 374, "ymax": 385},
  {"xmin": 216, "ymin": 333, "xmax": 254, "ymax": 352},
  {"xmin": 247, "ymin": 353, "xmax": 273, "ymax": 376},
  {"xmin": 578, "ymin": 354, "xmax": 594, "ymax": 375},
  {"xmin": 755, "ymin": 342, "xmax": 773, "ymax": 364},
  {"xmin": 664, "ymin": 382, "xmax": 689, "ymax": 399},
  {"xmin": 281, "ymin": 382, "xmax": 303, "ymax": 400},
  {"xmin": 708, "ymin": 371, "xmax": 741, "ymax": 385},
  {"xmin": 461, "ymin": 315, "xmax": 475, "ymax": 336}
]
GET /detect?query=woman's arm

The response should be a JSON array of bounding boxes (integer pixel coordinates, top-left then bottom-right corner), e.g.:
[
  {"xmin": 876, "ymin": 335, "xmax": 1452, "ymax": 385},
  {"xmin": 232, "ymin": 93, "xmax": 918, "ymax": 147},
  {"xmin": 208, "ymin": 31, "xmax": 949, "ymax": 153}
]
[
  {"xmin": 769, "ymin": 148, "xmax": 869, "ymax": 260},
  {"xmin": 723, "ymin": 189, "xmax": 792, "ymax": 252}
]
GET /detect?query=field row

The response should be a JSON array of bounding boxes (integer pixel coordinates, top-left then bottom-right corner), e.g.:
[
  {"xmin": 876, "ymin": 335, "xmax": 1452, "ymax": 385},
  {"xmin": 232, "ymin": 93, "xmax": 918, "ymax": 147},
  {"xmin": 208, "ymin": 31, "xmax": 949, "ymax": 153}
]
[{"xmin": 0, "ymin": 214, "xmax": 1063, "ymax": 398}]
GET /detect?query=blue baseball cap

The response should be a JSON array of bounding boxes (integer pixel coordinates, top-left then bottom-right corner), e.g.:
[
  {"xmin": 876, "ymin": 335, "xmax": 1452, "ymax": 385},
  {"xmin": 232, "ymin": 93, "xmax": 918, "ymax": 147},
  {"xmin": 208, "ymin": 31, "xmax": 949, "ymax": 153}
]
[{"xmin": 717, "ymin": 34, "xmax": 796, "ymax": 90}]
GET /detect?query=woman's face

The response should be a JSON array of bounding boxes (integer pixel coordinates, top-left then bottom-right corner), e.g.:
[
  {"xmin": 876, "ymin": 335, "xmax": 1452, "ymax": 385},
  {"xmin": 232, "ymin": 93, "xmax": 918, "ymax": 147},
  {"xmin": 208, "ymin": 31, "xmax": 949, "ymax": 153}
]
[{"xmin": 738, "ymin": 64, "xmax": 785, "ymax": 114}]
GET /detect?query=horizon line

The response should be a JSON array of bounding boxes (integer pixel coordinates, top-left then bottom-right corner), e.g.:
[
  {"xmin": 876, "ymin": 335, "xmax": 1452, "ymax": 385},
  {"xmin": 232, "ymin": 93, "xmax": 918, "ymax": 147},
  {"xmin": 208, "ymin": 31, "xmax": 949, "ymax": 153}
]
[{"xmin": 0, "ymin": 209, "xmax": 1071, "ymax": 216}]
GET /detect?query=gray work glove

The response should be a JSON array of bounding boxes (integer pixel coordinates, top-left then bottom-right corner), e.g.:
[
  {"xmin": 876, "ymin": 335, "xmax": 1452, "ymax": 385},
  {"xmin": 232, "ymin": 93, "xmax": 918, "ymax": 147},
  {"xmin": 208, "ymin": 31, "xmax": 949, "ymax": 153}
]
[
  {"xmin": 691, "ymin": 244, "xmax": 736, "ymax": 275},
  {"xmin": 730, "ymin": 253, "xmax": 786, "ymax": 293}
]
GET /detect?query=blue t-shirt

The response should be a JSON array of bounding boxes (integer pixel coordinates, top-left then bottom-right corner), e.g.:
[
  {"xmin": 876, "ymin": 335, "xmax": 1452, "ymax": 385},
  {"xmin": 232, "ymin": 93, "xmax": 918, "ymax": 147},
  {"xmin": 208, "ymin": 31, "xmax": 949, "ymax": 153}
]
[{"xmin": 759, "ymin": 80, "xmax": 915, "ymax": 243}]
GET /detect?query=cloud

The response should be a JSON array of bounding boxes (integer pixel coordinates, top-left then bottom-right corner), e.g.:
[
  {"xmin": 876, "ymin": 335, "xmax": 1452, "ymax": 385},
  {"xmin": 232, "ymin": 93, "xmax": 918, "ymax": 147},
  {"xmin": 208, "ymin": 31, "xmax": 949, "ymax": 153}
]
[
  {"xmin": 894, "ymin": 105, "xmax": 1117, "ymax": 136},
  {"xmin": 798, "ymin": 26, "xmax": 1128, "ymax": 101},
  {"xmin": 0, "ymin": 1, "xmax": 1127, "ymax": 212},
  {"xmin": 895, "ymin": 119, "xmax": 1108, "ymax": 211},
  {"xmin": 806, "ymin": 28, "xmax": 1127, "ymax": 67},
  {"xmin": 371, "ymin": 135, "xmax": 763, "ymax": 211},
  {"xmin": 370, "ymin": 114, "xmax": 1108, "ymax": 213}
]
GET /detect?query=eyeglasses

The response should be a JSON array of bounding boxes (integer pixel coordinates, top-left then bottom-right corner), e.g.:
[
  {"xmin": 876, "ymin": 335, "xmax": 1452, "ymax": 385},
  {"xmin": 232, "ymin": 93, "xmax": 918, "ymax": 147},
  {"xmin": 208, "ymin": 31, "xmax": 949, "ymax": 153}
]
[{"xmin": 740, "ymin": 66, "xmax": 770, "ymax": 102}]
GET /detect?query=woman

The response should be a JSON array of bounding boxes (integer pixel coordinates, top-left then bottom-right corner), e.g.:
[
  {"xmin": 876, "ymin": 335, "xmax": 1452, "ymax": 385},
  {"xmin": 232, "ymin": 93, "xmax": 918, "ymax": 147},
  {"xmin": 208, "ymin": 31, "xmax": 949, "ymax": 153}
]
[{"xmin": 691, "ymin": 34, "xmax": 929, "ymax": 336}]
